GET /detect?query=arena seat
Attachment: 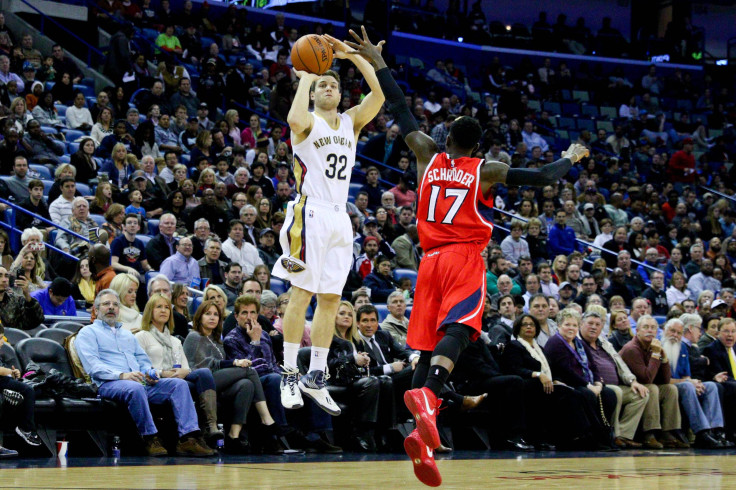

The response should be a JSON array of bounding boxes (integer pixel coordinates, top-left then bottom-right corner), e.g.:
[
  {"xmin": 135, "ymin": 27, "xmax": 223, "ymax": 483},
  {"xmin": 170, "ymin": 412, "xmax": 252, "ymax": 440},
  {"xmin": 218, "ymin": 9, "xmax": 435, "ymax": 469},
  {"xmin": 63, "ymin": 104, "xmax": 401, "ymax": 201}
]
[
  {"xmin": 147, "ymin": 219, "xmax": 159, "ymax": 236},
  {"xmin": 63, "ymin": 129, "xmax": 86, "ymax": 142},
  {"xmin": 653, "ymin": 315, "xmax": 667, "ymax": 325},
  {"xmin": 29, "ymin": 164, "xmax": 52, "ymax": 179},
  {"xmin": 136, "ymin": 234, "xmax": 152, "ymax": 247},
  {"xmin": 15, "ymin": 337, "xmax": 73, "ymax": 376},
  {"xmin": 375, "ymin": 304, "xmax": 389, "ymax": 322},
  {"xmin": 35, "ymin": 328, "xmax": 74, "ymax": 345},
  {"xmin": 76, "ymin": 183, "xmax": 91, "ymax": 196},
  {"xmin": 5, "ymin": 327, "xmax": 31, "ymax": 345},
  {"xmin": 89, "ymin": 214, "xmax": 105, "ymax": 226},
  {"xmin": 270, "ymin": 277, "xmax": 287, "ymax": 295},
  {"xmin": 393, "ymin": 269, "xmax": 418, "ymax": 288},
  {"xmin": 0, "ymin": 342, "xmax": 20, "ymax": 368},
  {"xmin": 189, "ymin": 295, "xmax": 203, "ymax": 316},
  {"xmin": 50, "ymin": 321, "xmax": 86, "ymax": 333}
]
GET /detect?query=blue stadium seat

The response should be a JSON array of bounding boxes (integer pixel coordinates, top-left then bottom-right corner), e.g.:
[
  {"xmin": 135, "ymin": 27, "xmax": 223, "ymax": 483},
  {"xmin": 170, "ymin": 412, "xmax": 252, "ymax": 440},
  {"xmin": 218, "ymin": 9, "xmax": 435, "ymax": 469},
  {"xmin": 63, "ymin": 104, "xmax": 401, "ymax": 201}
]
[
  {"xmin": 63, "ymin": 129, "xmax": 86, "ymax": 142},
  {"xmin": 42, "ymin": 180, "xmax": 54, "ymax": 195},
  {"xmin": 189, "ymin": 295, "xmax": 203, "ymax": 316},
  {"xmin": 599, "ymin": 106, "xmax": 617, "ymax": 119},
  {"xmin": 561, "ymin": 102, "xmax": 580, "ymax": 115},
  {"xmin": 45, "ymin": 81, "xmax": 55, "ymax": 92},
  {"xmin": 147, "ymin": 219, "xmax": 159, "ymax": 236},
  {"xmin": 76, "ymin": 183, "xmax": 91, "ymax": 196},
  {"xmin": 542, "ymin": 101, "xmax": 561, "ymax": 115},
  {"xmin": 306, "ymin": 304, "xmax": 313, "ymax": 321},
  {"xmin": 29, "ymin": 164, "xmax": 52, "ymax": 180},
  {"xmin": 348, "ymin": 183, "xmax": 362, "ymax": 200},
  {"xmin": 581, "ymin": 105, "xmax": 599, "ymax": 118},
  {"xmin": 40, "ymin": 126, "xmax": 58, "ymax": 135},
  {"xmin": 375, "ymin": 304, "xmax": 389, "ymax": 322},
  {"xmin": 653, "ymin": 315, "xmax": 666, "ymax": 325},
  {"xmin": 74, "ymin": 84, "xmax": 94, "ymax": 98},
  {"xmin": 89, "ymin": 214, "xmax": 105, "ymax": 226},
  {"xmin": 67, "ymin": 142, "xmax": 80, "ymax": 154},
  {"xmin": 557, "ymin": 117, "xmax": 576, "ymax": 130},
  {"xmin": 406, "ymin": 306, "xmax": 412, "ymax": 318},
  {"xmin": 136, "ymin": 234, "xmax": 152, "ymax": 247},
  {"xmin": 59, "ymin": 155, "xmax": 71, "ymax": 164},
  {"xmin": 144, "ymin": 270, "xmax": 159, "ymax": 286},
  {"xmin": 394, "ymin": 268, "xmax": 418, "ymax": 288},
  {"xmin": 54, "ymin": 104, "xmax": 67, "ymax": 114},
  {"xmin": 577, "ymin": 119, "xmax": 595, "ymax": 132},
  {"xmin": 270, "ymin": 277, "xmax": 287, "ymax": 295}
]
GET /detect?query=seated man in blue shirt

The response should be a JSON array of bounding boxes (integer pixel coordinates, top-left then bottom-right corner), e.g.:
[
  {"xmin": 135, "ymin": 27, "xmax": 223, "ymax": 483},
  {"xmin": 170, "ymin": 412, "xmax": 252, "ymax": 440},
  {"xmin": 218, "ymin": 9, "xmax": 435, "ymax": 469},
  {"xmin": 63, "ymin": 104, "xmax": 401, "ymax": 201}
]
[
  {"xmin": 75, "ymin": 289, "xmax": 214, "ymax": 457},
  {"xmin": 160, "ymin": 236, "xmax": 200, "ymax": 287},
  {"xmin": 31, "ymin": 277, "xmax": 76, "ymax": 316}
]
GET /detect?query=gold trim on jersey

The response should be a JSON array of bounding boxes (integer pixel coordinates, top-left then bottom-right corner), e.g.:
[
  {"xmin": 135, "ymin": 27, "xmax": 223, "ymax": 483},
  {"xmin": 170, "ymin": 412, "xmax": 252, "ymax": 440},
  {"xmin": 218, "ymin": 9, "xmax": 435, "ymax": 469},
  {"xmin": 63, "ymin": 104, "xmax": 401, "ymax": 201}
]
[
  {"xmin": 286, "ymin": 195, "xmax": 308, "ymax": 264},
  {"xmin": 293, "ymin": 154, "xmax": 307, "ymax": 195}
]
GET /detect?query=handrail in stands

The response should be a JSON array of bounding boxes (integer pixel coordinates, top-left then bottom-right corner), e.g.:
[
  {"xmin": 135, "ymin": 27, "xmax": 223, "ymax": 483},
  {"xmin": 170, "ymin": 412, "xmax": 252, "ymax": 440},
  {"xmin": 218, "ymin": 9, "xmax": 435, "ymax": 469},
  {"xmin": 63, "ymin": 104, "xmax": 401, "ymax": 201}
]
[
  {"xmin": 0, "ymin": 221, "xmax": 79, "ymax": 263},
  {"xmin": 699, "ymin": 185, "xmax": 736, "ymax": 205},
  {"xmin": 16, "ymin": 0, "xmax": 106, "ymax": 68},
  {"xmin": 0, "ymin": 197, "xmax": 91, "ymax": 245},
  {"xmin": 491, "ymin": 206, "xmax": 659, "ymax": 275}
]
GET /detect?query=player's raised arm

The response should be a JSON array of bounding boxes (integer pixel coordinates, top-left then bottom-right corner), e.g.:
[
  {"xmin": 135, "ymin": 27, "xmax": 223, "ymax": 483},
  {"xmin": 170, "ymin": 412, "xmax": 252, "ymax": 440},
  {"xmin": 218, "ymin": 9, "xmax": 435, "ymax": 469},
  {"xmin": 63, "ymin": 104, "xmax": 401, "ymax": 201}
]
[
  {"xmin": 287, "ymin": 69, "xmax": 318, "ymax": 137},
  {"xmin": 344, "ymin": 26, "xmax": 438, "ymax": 177},
  {"xmin": 324, "ymin": 29, "xmax": 385, "ymax": 132},
  {"xmin": 479, "ymin": 143, "xmax": 589, "ymax": 194}
]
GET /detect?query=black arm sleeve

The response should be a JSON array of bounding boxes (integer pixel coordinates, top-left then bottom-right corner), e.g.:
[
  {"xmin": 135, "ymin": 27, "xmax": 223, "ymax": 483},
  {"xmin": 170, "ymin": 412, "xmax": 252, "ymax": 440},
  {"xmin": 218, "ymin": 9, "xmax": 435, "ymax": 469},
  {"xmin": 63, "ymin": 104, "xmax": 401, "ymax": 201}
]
[
  {"xmin": 375, "ymin": 68, "xmax": 419, "ymax": 136},
  {"xmin": 506, "ymin": 157, "xmax": 572, "ymax": 187}
]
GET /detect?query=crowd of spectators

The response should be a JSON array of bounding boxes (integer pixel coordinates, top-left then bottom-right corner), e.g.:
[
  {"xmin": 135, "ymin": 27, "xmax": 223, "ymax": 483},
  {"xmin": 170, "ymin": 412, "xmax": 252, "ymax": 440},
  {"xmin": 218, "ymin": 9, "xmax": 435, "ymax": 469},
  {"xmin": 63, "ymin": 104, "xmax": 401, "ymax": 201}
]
[{"xmin": 0, "ymin": 1, "xmax": 734, "ymax": 457}]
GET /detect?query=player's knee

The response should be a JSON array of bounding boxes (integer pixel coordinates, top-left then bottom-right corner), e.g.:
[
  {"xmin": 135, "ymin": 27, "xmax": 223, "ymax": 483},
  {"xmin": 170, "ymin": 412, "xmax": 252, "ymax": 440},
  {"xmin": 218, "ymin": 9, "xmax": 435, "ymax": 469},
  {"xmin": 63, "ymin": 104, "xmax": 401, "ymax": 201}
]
[
  {"xmin": 444, "ymin": 323, "xmax": 473, "ymax": 352},
  {"xmin": 287, "ymin": 286, "xmax": 314, "ymax": 309},
  {"xmin": 316, "ymin": 293, "xmax": 341, "ymax": 308}
]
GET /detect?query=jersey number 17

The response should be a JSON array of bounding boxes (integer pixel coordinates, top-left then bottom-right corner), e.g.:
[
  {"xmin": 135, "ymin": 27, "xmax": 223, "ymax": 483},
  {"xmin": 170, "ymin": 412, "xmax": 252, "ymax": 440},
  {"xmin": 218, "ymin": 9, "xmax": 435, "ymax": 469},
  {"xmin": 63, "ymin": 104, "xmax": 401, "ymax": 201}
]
[{"xmin": 426, "ymin": 186, "xmax": 469, "ymax": 225}]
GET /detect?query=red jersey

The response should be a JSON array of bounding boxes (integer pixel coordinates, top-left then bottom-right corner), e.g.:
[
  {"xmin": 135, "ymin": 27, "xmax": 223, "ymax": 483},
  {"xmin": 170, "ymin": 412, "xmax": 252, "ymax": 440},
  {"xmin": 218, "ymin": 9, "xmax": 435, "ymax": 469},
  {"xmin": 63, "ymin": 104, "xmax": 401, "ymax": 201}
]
[{"xmin": 416, "ymin": 153, "xmax": 494, "ymax": 252}]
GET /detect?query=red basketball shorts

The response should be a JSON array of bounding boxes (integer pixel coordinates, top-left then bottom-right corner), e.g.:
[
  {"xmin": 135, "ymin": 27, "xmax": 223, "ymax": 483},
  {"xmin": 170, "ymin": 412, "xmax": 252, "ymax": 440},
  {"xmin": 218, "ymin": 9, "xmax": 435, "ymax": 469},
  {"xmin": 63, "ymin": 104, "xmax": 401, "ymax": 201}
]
[{"xmin": 407, "ymin": 243, "xmax": 485, "ymax": 351}]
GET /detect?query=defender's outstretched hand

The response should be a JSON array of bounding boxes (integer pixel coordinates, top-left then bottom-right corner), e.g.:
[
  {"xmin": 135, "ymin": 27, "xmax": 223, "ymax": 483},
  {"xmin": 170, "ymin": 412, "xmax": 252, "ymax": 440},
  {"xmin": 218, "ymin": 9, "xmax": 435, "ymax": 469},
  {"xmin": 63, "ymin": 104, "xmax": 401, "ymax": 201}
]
[
  {"xmin": 561, "ymin": 143, "xmax": 590, "ymax": 164},
  {"xmin": 322, "ymin": 34, "xmax": 356, "ymax": 60},
  {"xmin": 343, "ymin": 26, "xmax": 386, "ymax": 67}
]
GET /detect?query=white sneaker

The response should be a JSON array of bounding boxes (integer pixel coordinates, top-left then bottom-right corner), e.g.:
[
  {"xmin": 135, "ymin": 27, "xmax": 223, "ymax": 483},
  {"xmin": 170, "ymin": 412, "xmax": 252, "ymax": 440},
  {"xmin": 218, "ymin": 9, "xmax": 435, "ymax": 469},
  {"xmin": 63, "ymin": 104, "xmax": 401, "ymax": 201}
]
[
  {"xmin": 298, "ymin": 370, "xmax": 341, "ymax": 416},
  {"xmin": 280, "ymin": 365, "xmax": 304, "ymax": 409}
]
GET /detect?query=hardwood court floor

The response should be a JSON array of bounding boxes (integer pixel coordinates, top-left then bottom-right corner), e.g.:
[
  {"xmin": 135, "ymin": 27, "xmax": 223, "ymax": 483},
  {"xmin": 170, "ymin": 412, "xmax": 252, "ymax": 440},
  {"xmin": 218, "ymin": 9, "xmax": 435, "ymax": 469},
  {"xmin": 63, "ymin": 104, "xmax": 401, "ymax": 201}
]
[{"xmin": 4, "ymin": 451, "xmax": 736, "ymax": 489}]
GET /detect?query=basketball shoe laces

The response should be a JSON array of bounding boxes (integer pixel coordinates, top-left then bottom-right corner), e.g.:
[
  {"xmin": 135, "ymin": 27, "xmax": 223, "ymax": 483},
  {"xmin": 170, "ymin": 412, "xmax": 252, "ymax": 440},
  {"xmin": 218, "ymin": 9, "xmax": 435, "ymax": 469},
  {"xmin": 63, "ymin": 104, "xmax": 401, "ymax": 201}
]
[{"xmin": 281, "ymin": 365, "xmax": 300, "ymax": 396}]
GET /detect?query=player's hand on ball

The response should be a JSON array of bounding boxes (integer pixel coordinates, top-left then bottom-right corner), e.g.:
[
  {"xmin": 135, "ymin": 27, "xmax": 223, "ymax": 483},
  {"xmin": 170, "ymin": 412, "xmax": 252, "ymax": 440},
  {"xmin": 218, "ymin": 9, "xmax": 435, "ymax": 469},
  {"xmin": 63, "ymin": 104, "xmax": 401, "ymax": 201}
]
[
  {"xmin": 293, "ymin": 68, "xmax": 318, "ymax": 81},
  {"xmin": 561, "ymin": 143, "xmax": 590, "ymax": 164},
  {"xmin": 344, "ymin": 25, "xmax": 386, "ymax": 65}
]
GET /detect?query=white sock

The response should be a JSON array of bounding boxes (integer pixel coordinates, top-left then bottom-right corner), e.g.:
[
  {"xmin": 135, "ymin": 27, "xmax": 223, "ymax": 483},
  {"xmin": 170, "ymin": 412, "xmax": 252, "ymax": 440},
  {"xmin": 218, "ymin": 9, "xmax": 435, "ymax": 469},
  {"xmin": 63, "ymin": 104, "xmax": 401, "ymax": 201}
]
[
  {"xmin": 308, "ymin": 346, "xmax": 330, "ymax": 374},
  {"xmin": 283, "ymin": 342, "xmax": 300, "ymax": 370}
]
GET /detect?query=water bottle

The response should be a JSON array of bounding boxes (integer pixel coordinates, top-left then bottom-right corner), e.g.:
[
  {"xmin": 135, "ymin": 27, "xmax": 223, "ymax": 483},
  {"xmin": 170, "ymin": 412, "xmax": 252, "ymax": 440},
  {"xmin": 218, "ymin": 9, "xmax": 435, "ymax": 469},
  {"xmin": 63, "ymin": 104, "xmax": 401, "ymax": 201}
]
[
  {"xmin": 111, "ymin": 436, "xmax": 121, "ymax": 459},
  {"xmin": 216, "ymin": 424, "xmax": 225, "ymax": 451}
]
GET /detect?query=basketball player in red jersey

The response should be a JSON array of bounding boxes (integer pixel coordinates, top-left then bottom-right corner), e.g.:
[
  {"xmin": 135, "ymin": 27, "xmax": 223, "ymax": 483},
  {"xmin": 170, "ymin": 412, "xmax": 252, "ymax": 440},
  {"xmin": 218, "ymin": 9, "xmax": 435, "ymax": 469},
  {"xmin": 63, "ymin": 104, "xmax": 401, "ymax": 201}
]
[{"xmin": 345, "ymin": 27, "xmax": 589, "ymax": 487}]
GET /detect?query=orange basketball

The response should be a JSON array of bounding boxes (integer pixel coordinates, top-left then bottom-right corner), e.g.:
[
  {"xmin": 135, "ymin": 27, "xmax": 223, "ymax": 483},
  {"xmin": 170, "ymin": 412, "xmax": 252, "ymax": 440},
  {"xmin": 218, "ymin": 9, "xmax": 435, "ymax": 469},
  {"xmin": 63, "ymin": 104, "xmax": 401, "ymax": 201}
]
[{"xmin": 291, "ymin": 34, "xmax": 334, "ymax": 75}]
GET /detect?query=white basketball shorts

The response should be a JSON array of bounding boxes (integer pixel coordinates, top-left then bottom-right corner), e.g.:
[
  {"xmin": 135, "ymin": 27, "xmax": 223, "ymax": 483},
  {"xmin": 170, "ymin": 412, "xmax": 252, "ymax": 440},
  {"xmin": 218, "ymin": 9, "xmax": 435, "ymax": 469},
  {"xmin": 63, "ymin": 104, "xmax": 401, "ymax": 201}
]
[{"xmin": 272, "ymin": 195, "xmax": 353, "ymax": 296}]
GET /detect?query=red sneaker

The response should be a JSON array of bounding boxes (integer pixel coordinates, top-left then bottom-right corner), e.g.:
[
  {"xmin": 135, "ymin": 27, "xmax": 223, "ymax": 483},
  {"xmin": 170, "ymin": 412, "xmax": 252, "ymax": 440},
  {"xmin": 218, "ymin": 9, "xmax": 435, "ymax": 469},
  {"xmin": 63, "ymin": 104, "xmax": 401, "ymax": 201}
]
[
  {"xmin": 404, "ymin": 429, "xmax": 442, "ymax": 487},
  {"xmin": 404, "ymin": 387, "xmax": 441, "ymax": 449}
]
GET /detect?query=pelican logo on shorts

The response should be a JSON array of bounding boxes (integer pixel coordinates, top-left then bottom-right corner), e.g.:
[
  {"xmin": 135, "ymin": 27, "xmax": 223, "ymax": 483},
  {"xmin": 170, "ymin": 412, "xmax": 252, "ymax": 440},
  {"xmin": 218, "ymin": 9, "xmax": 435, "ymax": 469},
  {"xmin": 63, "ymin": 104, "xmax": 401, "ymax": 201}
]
[
  {"xmin": 281, "ymin": 257, "xmax": 305, "ymax": 273},
  {"xmin": 309, "ymin": 210, "xmax": 314, "ymax": 218}
]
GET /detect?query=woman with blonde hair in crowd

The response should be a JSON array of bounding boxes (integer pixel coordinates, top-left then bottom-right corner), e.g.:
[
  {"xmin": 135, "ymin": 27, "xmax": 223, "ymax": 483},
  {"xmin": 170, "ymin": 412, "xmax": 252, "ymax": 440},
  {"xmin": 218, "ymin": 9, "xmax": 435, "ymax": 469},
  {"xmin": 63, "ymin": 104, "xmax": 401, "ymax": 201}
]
[
  {"xmin": 196, "ymin": 168, "xmax": 216, "ymax": 195},
  {"xmin": 172, "ymin": 283, "xmax": 191, "ymax": 321},
  {"xmin": 136, "ymin": 293, "xmax": 225, "ymax": 445},
  {"xmin": 183, "ymin": 299, "xmax": 284, "ymax": 454},
  {"xmin": 203, "ymin": 284, "xmax": 230, "ymax": 318},
  {"xmin": 101, "ymin": 143, "xmax": 135, "ymax": 192},
  {"xmin": 48, "ymin": 163, "xmax": 78, "ymax": 203},
  {"xmin": 552, "ymin": 255, "xmax": 568, "ymax": 285},
  {"xmin": 223, "ymin": 109, "xmax": 241, "ymax": 146},
  {"xmin": 666, "ymin": 271, "xmax": 691, "ymax": 308},
  {"xmin": 109, "ymin": 273, "xmax": 142, "ymax": 330}
]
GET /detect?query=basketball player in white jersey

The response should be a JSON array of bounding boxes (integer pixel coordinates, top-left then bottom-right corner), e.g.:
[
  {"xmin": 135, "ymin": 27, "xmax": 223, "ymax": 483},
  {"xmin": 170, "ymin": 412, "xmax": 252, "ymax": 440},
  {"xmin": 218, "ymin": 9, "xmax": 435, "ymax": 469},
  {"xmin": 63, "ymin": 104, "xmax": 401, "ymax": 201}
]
[{"xmin": 273, "ymin": 30, "xmax": 385, "ymax": 414}]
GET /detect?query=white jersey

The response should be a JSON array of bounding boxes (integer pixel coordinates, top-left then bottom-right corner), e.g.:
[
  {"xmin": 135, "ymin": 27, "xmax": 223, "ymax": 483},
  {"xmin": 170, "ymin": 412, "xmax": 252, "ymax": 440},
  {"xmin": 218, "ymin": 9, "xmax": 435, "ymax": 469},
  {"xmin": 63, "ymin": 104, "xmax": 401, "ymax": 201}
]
[{"xmin": 292, "ymin": 112, "xmax": 355, "ymax": 205}]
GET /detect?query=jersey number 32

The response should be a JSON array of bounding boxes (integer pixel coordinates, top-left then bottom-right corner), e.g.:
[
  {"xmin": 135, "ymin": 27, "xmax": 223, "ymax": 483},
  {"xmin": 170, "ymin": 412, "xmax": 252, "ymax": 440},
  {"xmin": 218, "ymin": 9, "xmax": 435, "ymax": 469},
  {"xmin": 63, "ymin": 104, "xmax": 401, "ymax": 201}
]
[
  {"xmin": 426, "ymin": 186, "xmax": 469, "ymax": 224},
  {"xmin": 325, "ymin": 153, "xmax": 348, "ymax": 180}
]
